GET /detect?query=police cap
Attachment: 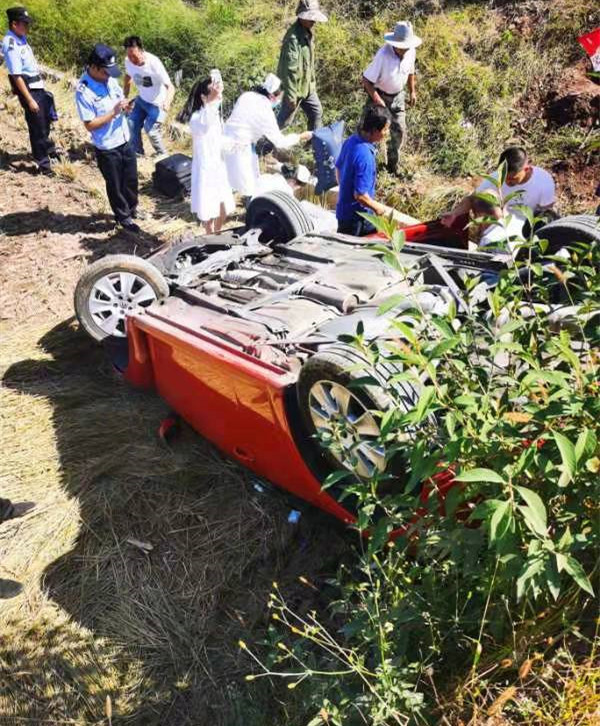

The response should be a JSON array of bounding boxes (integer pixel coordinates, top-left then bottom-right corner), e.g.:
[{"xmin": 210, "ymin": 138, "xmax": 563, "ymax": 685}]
[
  {"xmin": 88, "ymin": 43, "xmax": 121, "ymax": 77},
  {"xmin": 6, "ymin": 6, "xmax": 32, "ymax": 24}
]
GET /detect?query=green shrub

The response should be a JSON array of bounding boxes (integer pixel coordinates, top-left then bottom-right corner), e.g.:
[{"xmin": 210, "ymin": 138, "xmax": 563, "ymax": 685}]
[{"xmin": 243, "ymin": 190, "xmax": 599, "ymax": 723}]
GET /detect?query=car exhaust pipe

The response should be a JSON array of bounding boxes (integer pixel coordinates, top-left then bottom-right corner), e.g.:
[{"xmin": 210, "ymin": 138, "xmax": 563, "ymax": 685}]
[{"xmin": 299, "ymin": 283, "xmax": 359, "ymax": 313}]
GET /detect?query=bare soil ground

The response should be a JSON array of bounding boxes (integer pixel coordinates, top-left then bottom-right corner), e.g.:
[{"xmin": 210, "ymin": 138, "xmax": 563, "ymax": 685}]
[
  {"xmin": 0, "ymin": 74, "xmax": 349, "ymax": 725},
  {"xmin": 545, "ymin": 60, "xmax": 600, "ymax": 128}
]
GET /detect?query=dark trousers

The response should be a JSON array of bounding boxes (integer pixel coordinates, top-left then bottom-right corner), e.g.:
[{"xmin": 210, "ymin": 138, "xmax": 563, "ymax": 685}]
[
  {"xmin": 18, "ymin": 88, "xmax": 55, "ymax": 169},
  {"xmin": 363, "ymin": 89, "xmax": 406, "ymax": 174},
  {"xmin": 337, "ymin": 216, "xmax": 376, "ymax": 237},
  {"xmin": 95, "ymin": 141, "xmax": 138, "ymax": 223},
  {"xmin": 278, "ymin": 91, "xmax": 323, "ymax": 131}
]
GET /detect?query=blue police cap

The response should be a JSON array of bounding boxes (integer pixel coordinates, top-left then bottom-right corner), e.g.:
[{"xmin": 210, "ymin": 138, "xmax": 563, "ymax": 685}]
[
  {"xmin": 88, "ymin": 43, "xmax": 121, "ymax": 77},
  {"xmin": 6, "ymin": 6, "xmax": 32, "ymax": 23}
]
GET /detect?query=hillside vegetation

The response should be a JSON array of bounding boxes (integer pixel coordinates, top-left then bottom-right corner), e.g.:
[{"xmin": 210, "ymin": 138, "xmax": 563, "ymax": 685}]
[{"xmin": 2, "ymin": 0, "xmax": 598, "ymax": 193}]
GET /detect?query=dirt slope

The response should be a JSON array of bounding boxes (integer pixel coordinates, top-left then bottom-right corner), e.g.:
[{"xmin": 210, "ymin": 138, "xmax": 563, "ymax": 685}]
[{"xmin": 0, "ymin": 75, "xmax": 347, "ymax": 725}]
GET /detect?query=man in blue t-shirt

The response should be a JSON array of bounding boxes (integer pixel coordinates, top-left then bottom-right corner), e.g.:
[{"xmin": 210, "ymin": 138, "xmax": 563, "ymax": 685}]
[
  {"xmin": 75, "ymin": 44, "xmax": 140, "ymax": 232},
  {"xmin": 2, "ymin": 6, "xmax": 57, "ymax": 174},
  {"xmin": 335, "ymin": 106, "xmax": 390, "ymax": 236}
]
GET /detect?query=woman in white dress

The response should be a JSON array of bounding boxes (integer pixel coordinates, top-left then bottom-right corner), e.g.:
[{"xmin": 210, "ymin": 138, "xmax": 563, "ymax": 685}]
[
  {"xmin": 224, "ymin": 73, "xmax": 312, "ymax": 197},
  {"xmin": 180, "ymin": 73, "xmax": 235, "ymax": 233}
]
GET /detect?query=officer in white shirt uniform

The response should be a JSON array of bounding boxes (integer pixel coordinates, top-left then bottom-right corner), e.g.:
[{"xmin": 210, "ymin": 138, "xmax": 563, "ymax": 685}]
[
  {"xmin": 362, "ymin": 20, "xmax": 421, "ymax": 175},
  {"xmin": 75, "ymin": 44, "xmax": 140, "ymax": 232},
  {"xmin": 2, "ymin": 6, "xmax": 57, "ymax": 173},
  {"xmin": 123, "ymin": 35, "xmax": 174, "ymax": 156}
]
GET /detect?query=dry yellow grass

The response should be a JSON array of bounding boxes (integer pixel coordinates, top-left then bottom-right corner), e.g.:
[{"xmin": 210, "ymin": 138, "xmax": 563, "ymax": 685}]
[
  {"xmin": 0, "ymin": 68, "xmax": 346, "ymax": 725},
  {"xmin": 0, "ymin": 317, "xmax": 345, "ymax": 724}
]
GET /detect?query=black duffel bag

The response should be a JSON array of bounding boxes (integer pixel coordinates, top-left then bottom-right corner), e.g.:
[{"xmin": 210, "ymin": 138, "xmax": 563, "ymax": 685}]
[{"xmin": 153, "ymin": 153, "xmax": 192, "ymax": 198}]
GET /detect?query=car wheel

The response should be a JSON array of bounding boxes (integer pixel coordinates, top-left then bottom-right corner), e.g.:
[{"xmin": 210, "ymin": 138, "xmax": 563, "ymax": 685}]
[
  {"xmin": 296, "ymin": 344, "xmax": 419, "ymax": 480},
  {"xmin": 536, "ymin": 214, "xmax": 600, "ymax": 253},
  {"xmin": 246, "ymin": 190, "xmax": 315, "ymax": 244},
  {"xmin": 74, "ymin": 255, "xmax": 169, "ymax": 342}
]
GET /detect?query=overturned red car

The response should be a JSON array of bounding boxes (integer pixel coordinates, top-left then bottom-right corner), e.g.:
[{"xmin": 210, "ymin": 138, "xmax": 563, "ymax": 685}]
[{"xmin": 73, "ymin": 192, "xmax": 598, "ymax": 525}]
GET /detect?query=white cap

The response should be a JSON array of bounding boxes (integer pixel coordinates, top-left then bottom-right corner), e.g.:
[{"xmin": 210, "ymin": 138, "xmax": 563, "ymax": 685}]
[
  {"xmin": 295, "ymin": 164, "xmax": 311, "ymax": 183},
  {"xmin": 262, "ymin": 72, "xmax": 281, "ymax": 95}
]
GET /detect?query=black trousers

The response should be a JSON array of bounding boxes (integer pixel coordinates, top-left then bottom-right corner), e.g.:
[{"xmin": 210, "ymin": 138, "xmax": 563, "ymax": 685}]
[
  {"xmin": 337, "ymin": 216, "xmax": 376, "ymax": 237},
  {"xmin": 18, "ymin": 88, "xmax": 56, "ymax": 169},
  {"xmin": 95, "ymin": 141, "xmax": 138, "ymax": 223}
]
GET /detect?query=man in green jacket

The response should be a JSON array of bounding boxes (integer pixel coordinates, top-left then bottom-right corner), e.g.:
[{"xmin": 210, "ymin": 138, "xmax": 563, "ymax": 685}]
[{"xmin": 277, "ymin": 0, "xmax": 327, "ymax": 131}]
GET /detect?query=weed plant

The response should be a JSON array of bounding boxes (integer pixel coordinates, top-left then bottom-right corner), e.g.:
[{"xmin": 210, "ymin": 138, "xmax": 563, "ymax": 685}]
[{"xmin": 243, "ymin": 175, "xmax": 599, "ymax": 723}]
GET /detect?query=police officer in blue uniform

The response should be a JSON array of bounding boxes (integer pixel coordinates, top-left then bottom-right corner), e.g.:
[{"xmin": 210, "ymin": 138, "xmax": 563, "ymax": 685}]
[
  {"xmin": 2, "ymin": 6, "xmax": 57, "ymax": 174},
  {"xmin": 75, "ymin": 44, "xmax": 140, "ymax": 233}
]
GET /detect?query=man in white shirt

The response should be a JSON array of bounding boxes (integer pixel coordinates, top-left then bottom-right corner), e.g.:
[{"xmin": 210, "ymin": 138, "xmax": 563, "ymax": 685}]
[
  {"xmin": 472, "ymin": 190, "xmax": 525, "ymax": 252},
  {"xmin": 442, "ymin": 146, "xmax": 556, "ymax": 229},
  {"xmin": 123, "ymin": 35, "xmax": 174, "ymax": 156},
  {"xmin": 362, "ymin": 20, "xmax": 421, "ymax": 175}
]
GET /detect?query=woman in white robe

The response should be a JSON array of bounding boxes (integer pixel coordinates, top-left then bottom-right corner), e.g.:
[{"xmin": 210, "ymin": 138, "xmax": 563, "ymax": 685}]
[
  {"xmin": 224, "ymin": 73, "xmax": 312, "ymax": 197},
  {"xmin": 181, "ymin": 75, "xmax": 235, "ymax": 233}
]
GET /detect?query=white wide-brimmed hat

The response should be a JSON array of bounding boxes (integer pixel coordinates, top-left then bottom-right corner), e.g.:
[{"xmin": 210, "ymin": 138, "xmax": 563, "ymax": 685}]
[
  {"xmin": 296, "ymin": 0, "xmax": 328, "ymax": 23},
  {"xmin": 384, "ymin": 21, "xmax": 422, "ymax": 49},
  {"xmin": 261, "ymin": 72, "xmax": 282, "ymax": 95}
]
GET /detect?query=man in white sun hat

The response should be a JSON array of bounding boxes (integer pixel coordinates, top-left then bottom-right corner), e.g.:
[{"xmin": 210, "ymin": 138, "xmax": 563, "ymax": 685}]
[
  {"xmin": 277, "ymin": 0, "xmax": 328, "ymax": 131},
  {"xmin": 362, "ymin": 20, "xmax": 422, "ymax": 175}
]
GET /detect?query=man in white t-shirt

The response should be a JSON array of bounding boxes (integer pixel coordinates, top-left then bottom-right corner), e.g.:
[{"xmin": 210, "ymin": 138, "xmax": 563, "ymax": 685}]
[
  {"xmin": 442, "ymin": 146, "xmax": 557, "ymax": 229},
  {"xmin": 123, "ymin": 35, "xmax": 174, "ymax": 156},
  {"xmin": 472, "ymin": 190, "xmax": 525, "ymax": 252},
  {"xmin": 362, "ymin": 20, "xmax": 421, "ymax": 175}
]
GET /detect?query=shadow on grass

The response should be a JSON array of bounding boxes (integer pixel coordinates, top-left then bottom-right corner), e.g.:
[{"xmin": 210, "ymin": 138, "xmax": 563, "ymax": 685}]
[
  {"xmin": 2, "ymin": 320, "xmax": 348, "ymax": 725},
  {"xmin": 1, "ymin": 210, "xmax": 114, "ymax": 237},
  {"xmin": 0, "ymin": 209, "xmax": 163, "ymax": 263}
]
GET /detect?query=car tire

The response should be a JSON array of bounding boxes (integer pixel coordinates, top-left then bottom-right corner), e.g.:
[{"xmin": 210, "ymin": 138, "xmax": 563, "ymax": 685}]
[
  {"xmin": 246, "ymin": 190, "xmax": 315, "ymax": 244},
  {"xmin": 296, "ymin": 344, "xmax": 419, "ymax": 481},
  {"xmin": 74, "ymin": 255, "xmax": 169, "ymax": 342},
  {"xmin": 536, "ymin": 214, "xmax": 600, "ymax": 253}
]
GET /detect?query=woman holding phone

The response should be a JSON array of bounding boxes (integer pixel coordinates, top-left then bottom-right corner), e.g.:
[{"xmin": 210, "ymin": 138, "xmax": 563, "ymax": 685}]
[{"xmin": 179, "ymin": 70, "xmax": 234, "ymax": 233}]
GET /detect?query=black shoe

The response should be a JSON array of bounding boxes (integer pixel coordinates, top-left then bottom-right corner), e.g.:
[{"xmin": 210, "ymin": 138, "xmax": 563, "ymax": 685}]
[
  {"xmin": 49, "ymin": 148, "xmax": 67, "ymax": 161},
  {"xmin": 0, "ymin": 498, "xmax": 14, "ymax": 523},
  {"xmin": 0, "ymin": 579, "xmax": 23, "ymax": 599},
  {"xmin": 119, "ymin": 218, "xmax": 141, "ymax": 234},
  {"xmin": 37, "ymin": 165, "xmax": 54, "ymax": 176}
]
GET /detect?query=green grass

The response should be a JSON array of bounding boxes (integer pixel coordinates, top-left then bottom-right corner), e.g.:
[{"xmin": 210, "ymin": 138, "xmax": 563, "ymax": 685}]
[{"xmin": 3, "ymin": 0, "xmax": 598, "ymax": 186}]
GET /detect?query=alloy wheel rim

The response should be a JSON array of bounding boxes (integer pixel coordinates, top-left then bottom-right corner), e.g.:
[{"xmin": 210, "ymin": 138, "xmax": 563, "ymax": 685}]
[
  {"xmin": 308, "ymin": 379, "xmax": 385, "ymax": 478},
  {"xmin": 88, "ymin": 271, "xmax": 157, "ymax": 337}
]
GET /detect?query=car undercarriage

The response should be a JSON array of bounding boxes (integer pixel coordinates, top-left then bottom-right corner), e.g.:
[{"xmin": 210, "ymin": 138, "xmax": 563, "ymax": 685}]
[{"xmin": 73, "ymin": 193, "xmax": 599, "ymax": 522}]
